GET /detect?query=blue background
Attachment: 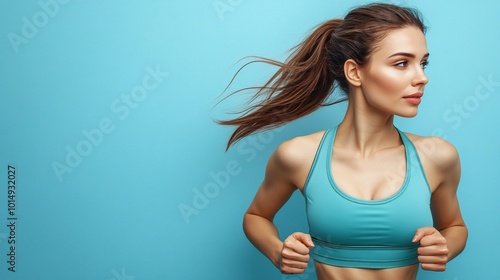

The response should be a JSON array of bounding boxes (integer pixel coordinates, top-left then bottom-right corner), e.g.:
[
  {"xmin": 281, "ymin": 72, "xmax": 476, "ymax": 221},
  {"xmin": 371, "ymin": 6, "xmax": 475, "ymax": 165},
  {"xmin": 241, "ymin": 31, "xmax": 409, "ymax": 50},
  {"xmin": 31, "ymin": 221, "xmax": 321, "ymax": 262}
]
[{"xmin": 0, "ymin": 0, "xmax": 499, "ymax": 279}]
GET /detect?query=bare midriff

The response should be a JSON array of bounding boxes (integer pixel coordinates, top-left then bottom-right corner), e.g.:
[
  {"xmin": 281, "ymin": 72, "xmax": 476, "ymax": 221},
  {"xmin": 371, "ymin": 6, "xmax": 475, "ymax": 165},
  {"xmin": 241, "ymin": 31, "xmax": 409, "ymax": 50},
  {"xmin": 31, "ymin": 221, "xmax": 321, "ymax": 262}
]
[{"xmin": 314, "ymin": 262, "xmax": 419, "ymax": 280}]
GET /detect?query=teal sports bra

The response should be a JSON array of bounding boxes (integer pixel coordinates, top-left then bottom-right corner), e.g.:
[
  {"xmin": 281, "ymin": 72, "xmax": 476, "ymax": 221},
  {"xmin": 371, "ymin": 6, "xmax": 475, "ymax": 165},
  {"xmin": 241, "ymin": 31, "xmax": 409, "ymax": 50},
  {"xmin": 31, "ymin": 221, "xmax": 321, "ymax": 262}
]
[{"xmin": 304, "ymin": 126, "xmax": 433, "ymax": 268}]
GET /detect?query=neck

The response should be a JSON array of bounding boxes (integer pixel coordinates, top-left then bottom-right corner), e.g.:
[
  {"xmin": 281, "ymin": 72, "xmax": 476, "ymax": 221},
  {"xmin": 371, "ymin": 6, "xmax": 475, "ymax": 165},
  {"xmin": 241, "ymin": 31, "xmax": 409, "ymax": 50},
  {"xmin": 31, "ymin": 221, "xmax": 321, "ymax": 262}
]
[{"xmin": 336, "ymin": 98, "xmax": 401, "ymax": 158}]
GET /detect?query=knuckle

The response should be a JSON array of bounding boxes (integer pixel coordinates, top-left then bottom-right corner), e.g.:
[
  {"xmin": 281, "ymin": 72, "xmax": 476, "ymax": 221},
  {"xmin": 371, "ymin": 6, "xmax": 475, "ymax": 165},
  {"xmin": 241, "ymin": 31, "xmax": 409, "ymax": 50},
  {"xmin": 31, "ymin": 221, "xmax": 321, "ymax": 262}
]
[
  {"xmin": 281, "ymin": 250, "xmax": 293, "ymax": 259},
  {"xmin": 422, "ymin": 263, "xmax": 446, "ymax": 272},
  {"xmin": 280, "ymin": 266, "xmax": 291, "ymax": 274},
  {"xmin": 440, "ymin": 255, "xmax": 448, "ymax": 263},
  {"xmin": 283, "ymin": 239, "xmax": 294, "ymax": 248}
]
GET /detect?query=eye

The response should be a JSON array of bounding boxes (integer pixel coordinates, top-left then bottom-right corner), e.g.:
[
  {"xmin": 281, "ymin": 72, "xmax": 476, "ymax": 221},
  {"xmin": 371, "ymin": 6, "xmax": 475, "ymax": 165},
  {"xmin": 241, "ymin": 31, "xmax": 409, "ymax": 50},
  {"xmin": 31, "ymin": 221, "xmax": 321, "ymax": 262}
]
[
  {"xmin": 395, "ymin": 61, "xmax": 408, "ymax": 68},
  {"xmin": 421, "ymin": 60, "xmax": 429, "ymax": 69}
]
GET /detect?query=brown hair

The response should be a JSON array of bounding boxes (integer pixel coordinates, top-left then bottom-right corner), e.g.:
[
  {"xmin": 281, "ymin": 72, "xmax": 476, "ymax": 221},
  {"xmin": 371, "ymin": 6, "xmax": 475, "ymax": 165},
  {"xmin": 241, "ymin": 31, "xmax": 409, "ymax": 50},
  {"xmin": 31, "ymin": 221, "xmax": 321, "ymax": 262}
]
[{"xmin": 217, "ymin": 3, "xmax": 426, "ymax": 149}]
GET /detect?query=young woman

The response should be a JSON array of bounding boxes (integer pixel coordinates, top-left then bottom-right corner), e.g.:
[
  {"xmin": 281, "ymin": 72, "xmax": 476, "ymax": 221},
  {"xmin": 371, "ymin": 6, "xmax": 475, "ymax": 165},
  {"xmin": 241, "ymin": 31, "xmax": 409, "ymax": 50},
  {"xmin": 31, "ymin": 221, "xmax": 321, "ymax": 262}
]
[{"xmin": 219, "ymin": 3, "xmax": 468, "ymax": 279}]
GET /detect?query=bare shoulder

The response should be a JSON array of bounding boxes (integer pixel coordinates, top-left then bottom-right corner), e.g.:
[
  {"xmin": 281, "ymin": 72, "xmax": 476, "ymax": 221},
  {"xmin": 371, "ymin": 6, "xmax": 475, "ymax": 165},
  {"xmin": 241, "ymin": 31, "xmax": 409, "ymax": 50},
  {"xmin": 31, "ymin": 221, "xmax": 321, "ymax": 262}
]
[
  {"xmin": 271, "ymin": 130, "xmax": 326, "ymax": 187},
  {"xmin": 404, "ymin": 132, "xmax": 460, "ymax": 172},
  {"xmin": 274, "ymin": 130, "xmax": 325, "ymax": 168}
]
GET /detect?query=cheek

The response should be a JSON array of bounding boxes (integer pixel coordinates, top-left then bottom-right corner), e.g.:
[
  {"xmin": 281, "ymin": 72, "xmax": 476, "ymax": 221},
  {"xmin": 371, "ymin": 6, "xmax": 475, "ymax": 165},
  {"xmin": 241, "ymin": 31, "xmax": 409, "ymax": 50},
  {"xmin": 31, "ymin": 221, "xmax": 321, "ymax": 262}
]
[{"xmin": 364, "ymin": 68, "xmax": 406, "ymax": 96}]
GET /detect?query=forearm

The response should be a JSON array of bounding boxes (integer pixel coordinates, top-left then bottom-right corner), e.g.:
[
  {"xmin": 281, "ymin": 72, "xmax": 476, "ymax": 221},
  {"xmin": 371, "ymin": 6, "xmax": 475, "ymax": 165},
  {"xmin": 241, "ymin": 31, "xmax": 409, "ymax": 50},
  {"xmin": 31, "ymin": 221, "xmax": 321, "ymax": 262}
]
[
  {"xmin": 440, "ymin": 225, "xmax": 468, "ymax": 261},
  {"xmin": 243, "ymin": 212, "xmax": 283, "ymax": 267}
]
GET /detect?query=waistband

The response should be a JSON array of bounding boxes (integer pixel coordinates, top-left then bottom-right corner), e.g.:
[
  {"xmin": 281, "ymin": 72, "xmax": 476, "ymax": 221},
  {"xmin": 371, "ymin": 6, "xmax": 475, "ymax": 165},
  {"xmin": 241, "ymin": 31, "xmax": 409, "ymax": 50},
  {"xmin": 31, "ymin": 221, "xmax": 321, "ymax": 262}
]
[{"xmin": 311, "ymin": 238, "xmax": 419, "ymax": 269}]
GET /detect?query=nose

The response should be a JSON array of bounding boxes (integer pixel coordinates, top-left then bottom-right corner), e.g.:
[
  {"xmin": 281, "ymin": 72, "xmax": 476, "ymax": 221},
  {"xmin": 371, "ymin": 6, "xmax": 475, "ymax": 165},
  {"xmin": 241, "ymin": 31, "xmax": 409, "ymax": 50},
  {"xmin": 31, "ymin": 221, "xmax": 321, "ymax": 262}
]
[{"xmin": 412, "ymin": 66, "xmax": 429, "ymax": 87}]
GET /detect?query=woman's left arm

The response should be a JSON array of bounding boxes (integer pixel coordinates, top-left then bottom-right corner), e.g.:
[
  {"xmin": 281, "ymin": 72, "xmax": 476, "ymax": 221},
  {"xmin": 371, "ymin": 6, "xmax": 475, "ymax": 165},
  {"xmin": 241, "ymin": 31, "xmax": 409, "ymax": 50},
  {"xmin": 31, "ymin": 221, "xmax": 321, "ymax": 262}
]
[{"xmin": 413, "ymin": 137, "xmax": 468, "ymax": 271}]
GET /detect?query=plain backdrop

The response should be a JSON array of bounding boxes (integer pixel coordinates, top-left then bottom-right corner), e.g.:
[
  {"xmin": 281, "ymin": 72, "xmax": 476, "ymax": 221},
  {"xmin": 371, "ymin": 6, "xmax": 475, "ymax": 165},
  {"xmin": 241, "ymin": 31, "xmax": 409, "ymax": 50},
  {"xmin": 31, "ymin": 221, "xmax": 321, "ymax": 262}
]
[{"xmin": 0, "ymin": 0, "xmax": 499, "ymax": 279}]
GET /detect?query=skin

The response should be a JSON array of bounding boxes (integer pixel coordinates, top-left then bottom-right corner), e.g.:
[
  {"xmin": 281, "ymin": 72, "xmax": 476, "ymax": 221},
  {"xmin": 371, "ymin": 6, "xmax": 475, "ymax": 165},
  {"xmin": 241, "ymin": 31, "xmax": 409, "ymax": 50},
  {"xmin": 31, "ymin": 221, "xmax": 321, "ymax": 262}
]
[{"xmin": 242, "ymin": 26, "xmax": 468, "ymax": 279}]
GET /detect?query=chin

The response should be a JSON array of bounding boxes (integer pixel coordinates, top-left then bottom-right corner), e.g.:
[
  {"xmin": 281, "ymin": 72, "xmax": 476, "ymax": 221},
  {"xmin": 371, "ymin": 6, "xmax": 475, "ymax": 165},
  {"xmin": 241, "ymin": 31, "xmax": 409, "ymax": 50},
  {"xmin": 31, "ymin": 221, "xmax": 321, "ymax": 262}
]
[{"xmin": 397, "ymin": 109, "xmax": 419, "ymax": 118}]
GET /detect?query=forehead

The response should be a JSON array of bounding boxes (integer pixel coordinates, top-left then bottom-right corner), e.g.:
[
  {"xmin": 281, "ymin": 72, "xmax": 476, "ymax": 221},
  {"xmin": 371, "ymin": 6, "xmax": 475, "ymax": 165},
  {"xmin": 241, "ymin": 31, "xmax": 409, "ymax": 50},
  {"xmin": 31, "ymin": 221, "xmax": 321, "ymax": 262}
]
[{"xmin": 371, "ymin": 26, "xmax": 428, "ymax": 59}]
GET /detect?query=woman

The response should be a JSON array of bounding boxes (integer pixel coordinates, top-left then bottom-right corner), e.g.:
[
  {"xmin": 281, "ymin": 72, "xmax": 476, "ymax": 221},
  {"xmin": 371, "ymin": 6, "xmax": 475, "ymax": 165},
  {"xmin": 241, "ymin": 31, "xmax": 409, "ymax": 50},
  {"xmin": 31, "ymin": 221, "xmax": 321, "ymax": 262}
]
[{"xmin": 218, "ymin": 3, "xmax": 467, "ymax": 279}]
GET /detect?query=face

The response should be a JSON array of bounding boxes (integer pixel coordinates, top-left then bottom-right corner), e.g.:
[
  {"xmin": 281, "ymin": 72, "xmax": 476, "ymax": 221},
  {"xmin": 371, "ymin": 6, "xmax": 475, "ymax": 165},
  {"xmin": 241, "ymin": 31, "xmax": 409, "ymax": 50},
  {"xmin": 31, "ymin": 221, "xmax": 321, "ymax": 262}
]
[{"xmin": 358, "ymin": 26, "xmax": 429, "ymax": 118}]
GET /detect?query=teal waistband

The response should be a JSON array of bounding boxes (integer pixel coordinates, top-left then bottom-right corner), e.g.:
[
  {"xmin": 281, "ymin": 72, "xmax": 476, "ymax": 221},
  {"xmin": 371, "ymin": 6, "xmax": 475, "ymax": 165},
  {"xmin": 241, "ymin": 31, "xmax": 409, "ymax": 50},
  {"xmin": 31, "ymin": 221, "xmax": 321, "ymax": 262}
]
[{"xmin": 312, "ymin": 238, "xmax": 419, "ymax": 269}]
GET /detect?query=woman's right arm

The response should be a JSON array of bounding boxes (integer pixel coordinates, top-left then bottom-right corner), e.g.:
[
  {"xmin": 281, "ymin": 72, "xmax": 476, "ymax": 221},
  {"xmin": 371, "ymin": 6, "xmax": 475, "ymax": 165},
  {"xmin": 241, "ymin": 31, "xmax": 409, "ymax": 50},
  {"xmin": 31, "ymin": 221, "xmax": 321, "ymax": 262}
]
[{"xmin": 243, "ymin": 140, "xmax": 315, "ymax": 274}]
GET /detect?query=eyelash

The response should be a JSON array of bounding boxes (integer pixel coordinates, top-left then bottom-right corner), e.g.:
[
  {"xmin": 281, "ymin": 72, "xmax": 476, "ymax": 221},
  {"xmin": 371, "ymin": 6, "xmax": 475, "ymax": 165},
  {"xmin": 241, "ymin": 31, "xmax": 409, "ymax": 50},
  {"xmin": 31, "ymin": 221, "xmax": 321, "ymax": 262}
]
[{"xmin": 395, "ymin": 60, "xmax": 429, "ymax": 69}]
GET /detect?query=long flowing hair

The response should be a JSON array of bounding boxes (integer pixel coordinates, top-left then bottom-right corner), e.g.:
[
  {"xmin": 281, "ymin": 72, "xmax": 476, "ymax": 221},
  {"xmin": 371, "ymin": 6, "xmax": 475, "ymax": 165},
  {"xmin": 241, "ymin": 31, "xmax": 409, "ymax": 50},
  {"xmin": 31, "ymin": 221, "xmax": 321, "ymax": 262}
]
[{"xmin": 217, "ymin": 3, "xmax": 426, "ymax": 150}]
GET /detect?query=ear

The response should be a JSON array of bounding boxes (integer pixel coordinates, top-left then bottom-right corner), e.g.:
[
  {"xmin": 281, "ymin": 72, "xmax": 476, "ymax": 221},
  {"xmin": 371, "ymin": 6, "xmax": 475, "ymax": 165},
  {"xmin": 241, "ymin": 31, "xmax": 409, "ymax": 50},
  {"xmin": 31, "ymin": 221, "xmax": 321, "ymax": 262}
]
[{"xmin": 344, "ymin": 59, "xmax": 362, "ymax": 87}]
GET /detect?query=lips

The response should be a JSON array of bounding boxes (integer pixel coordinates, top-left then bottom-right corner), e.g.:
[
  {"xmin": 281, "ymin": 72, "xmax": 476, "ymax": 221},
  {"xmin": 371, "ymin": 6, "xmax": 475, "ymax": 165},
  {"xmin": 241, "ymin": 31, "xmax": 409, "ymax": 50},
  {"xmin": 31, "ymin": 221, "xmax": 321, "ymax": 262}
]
[
  {"xmin": 403, "ymin": 92, "xmax": 423, "ymax": 105},
  {"xmin": 405, "ymin": 92, "xmax": 423, "ymax": 98}
]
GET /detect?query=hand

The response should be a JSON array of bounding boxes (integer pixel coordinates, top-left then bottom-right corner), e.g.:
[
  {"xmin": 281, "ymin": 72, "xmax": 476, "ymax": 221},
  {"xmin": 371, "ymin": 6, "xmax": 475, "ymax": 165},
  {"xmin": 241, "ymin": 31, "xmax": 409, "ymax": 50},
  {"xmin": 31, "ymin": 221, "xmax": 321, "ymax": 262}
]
[
  {"xmin": 413, "ymin": 227, "xmax": 449, "ymax": 271},
  {"xmin": 279, "ymin": 232, "xmax": 315, "ymax": 274}
]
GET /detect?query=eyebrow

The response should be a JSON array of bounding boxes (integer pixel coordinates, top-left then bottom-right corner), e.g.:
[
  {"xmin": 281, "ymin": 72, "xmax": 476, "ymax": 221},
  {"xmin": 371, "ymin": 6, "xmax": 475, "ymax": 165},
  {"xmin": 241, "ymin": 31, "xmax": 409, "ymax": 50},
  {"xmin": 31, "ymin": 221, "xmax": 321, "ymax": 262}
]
[{"xmin": 388, "ymin": 52, "xmax": 430, "ymax": 59}]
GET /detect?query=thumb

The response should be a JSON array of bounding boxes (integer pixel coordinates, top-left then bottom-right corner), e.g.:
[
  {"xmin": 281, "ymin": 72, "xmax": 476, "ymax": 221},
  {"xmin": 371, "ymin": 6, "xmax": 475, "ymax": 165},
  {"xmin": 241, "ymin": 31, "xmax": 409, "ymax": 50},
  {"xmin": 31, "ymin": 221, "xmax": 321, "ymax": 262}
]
[
  {"xmin": 292, "ymin": 232, "xmax": 315, "ymax": 248},
  {"xmin": 412, "ymin": 226, "xmax": 437, "ymax": 243}
]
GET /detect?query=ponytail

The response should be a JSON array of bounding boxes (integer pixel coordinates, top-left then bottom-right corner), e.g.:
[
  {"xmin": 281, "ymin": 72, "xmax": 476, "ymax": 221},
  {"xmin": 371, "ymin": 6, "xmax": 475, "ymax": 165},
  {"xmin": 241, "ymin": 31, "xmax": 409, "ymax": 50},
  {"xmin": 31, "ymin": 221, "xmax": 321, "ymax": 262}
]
[{"xmin": 218, "ymin": 19, "xmax": 343, "ymax": 150}]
